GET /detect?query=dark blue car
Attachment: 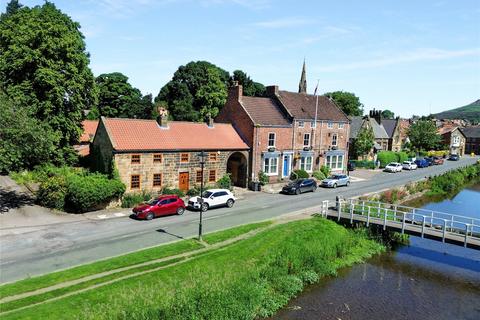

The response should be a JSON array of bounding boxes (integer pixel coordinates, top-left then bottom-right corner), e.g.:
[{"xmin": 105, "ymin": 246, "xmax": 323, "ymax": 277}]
[{"xmin": 415, "ymin": 159, "xmax": 429, "ymax": 168}]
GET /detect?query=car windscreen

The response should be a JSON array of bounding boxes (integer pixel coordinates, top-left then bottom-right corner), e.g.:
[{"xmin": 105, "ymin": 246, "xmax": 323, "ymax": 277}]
[
  {"xmin": 147, "ymin": 199, "xmax": 159, "ymax": 205},
  {"xmin": 202, "ymin": 191, "xmax": 213, "ymax": 198}
]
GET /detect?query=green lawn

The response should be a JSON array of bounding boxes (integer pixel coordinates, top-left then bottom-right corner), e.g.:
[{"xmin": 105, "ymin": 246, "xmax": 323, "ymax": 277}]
[
  {"xmin": 202, "ymin": 221, "xmax": 273, "ymax": 244},
  {"xmin": 2, "ymin": 218, "xmax": 384, "ymax": 320}
]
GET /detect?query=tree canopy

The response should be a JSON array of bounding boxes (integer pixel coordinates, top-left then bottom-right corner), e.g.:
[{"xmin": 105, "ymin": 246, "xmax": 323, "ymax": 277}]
[
  {"xmin": 324, "ymin": 91, "xmax": 364, "ymax": 116},
  {"xmin": 353, "ymin": 126, "xmax": 375, "ymax": 159},
  {"xmin": 407, "ymin": 120, "xmax": 442, "ymax": 151},
  {"xmin": 381, "ymin": 109, "xmax": 395, "ymax": 119},
  {"xmin": 231, "ymin": 70, "xmax": 265, "ymax": 97},
  {"xmin": 0, "ymin": 1, "xmax": 96, "ymax": 165},
  {"xmin": 89, "ymin": 72, "xmax": 153, "ymax": 119}
]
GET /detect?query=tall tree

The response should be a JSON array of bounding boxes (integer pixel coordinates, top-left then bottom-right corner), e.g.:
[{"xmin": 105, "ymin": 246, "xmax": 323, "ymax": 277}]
[
  {"xmin": 353, "ymin": 126, "xmax": 375, "ymax": 159},
  {"xmin": 381, "ymin": 109, "xmax": 395, "ymax": 119},
  {"xmin": 3, "ymin": 0, "xmax": 22, "ymax": 17},
  {"xmin": 92, "ymin": 72, "xmax": 153, "ymax": 119},
  {"xmin": 324, "ymin": 91, "xmax": 364, "ymax": 116},
  {"xmin": 0, "ymin": 2, "xmax": 97, "ymax": 164},
  {"xmin": 407, "ymin": 120, "xmax": 442, "ymax": 151},
  {"xmin": 231, "ymin": 70, "xmax": 266, "ymax": 97},
  {"xmin": 156, "ymin": 61, "xmax": 229, "ymax": 121}
]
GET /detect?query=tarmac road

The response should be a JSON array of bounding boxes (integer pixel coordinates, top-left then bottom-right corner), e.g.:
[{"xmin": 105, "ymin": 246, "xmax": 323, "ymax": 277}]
[{"xmin": 0, "ymin": 157, "xmax": 477, "ymax": 283}]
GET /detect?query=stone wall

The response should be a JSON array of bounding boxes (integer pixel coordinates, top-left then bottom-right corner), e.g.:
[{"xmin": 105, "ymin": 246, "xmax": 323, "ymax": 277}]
[{"xmin": 91, "ymin": 120, "xmax": 114, "ymax": 174}]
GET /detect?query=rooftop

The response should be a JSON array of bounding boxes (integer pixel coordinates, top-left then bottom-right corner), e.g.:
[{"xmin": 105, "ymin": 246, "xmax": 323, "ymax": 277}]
[
  {"xmin": 240, "ymin": 96, "xmax": 290, "ymax": 126},
  {"xmin": 80, "ymin": 120, "xmax": 99, "ymax": 143}
]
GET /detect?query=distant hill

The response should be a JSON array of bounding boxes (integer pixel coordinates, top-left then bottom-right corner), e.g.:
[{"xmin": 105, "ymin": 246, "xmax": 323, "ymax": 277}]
[{"xmin": 433, "ymin": 99, "xmax": 480, "ymax": 123}]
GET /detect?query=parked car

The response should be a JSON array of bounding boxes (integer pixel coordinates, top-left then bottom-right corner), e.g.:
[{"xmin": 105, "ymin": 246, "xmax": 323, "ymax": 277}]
[
  {"xmin": 188, "ymin": 189, "xmax": 235, "ymax": 212},
  {"xmin": 402, "ymin": 161, "xmax": 417, "ymax": 170},
  {"xmin": 415, "ymin": 158, "xmax": 429, "ymax": 168},
  {"xmin": 321, "ymin": 174, "xmax": 350, "ymax": 188},
  {"xmin": 384, "ymin": 162, "xmax": 403, "ymax": 173},
  {"xmin": 424, "ymin": 157, "xmax": 434, "ymax": 166},
  {"xmin": 282, "ymin": 178, "xmax": 317, "ymax": 195},
  {"xmin": 132, "ymin": 195, "xmax": 185, "ymax": 220},
  {"xmin": 448, "ymin": 154, "xmax": 460, "ymax": 161},
  {"xmin": 433, "ymin": 156, "xmax": 444, "ymax": 165},
  {"xmin": 347, "ymin": 161, "xmax": 356, "ymax": 171}
]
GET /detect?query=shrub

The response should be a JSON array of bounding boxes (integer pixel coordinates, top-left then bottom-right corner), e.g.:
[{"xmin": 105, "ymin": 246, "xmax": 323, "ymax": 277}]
[
  {"xmin": 312, "ymin": 170, "xmax": 326, "ymax": 181},
  {"xmin": 162, "ymin": 187, "xmax": 185, "ymax": 197},
  {"xmin": 396, "ymin": 151, "xmax": 408, "ymax": 163},
  {"xmin": 121, "ymin": 191, "xmax": 152, "ymax": 208},
  {"xmin": 258, "ymin": 171, "xmax": 269, "ymax": 186},
  {"xmin": 320, "ymin": 165, "xmax": 331, "ymax": 178},
  {"xmin": 65, "ymin": 173, "xmax": 126, "ymax": 212},
  {"xmin": 350, "ymin": 160, "xmax": 375, "ymax": 169},
  {"xmin": 216, "ymin": 174, "xmax": 232, "ymax": 190},
  {"xmin": 37, "ymin": 176, "xmax": 67, "ymax": 210},
  {"xmin": 290, "ymin": 169, "xmax": 309, "ymax": 180},
  {"xmin": 377, "ymin": 151, "xmax": 397, "ymax": 168},
  {"xmin": 187, "ymin": 186, "xmax": 201, "ymax": 197}
]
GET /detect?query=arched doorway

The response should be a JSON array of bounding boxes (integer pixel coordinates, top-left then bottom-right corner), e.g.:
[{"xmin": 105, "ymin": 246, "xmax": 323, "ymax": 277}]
[{"xmin": 227, "ymin": 152, "xmax": 248, "ymax": 188}]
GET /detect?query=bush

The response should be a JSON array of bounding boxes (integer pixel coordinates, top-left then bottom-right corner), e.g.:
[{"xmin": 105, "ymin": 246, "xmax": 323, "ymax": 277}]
[
  {"xmin": 37, "ymin": 176, "xmax": 67, "ymax": 210},
  {"xmin": 320, "ymin": 165, "xmax": 331, "ymax": 178},
  {"xmin": 121, "ymin": 191, "xmax": 152, "ymax": 208},
  {"xmin": 312, "ymin": 170, "xmax": 326, "ymax": 181},
  {"xmin": 396, "ymin": 151, "xmax": 408, "ymax": 163},
  {"xmin": 258, "ymin": 171, "xmax": 269, "ymax": 186},
  {"xmin": 377, "ymin": 151, "xmax": 397, "ymax": 168},
  {"xmin": 187, "ymin": 186, "xmax": 201, "ymax": 197},
  {"xmin": 65, "ymin": 173, "xmax": 126, "ymax": 212},
  {"xmin": 216, "ymin": 174, "xmax": 232, "ymax": 190},
  {"xmin": 290, "ymin": 169, "xmax": 309, "ymax": 180},
  {"xmin": 162, "ymin": 187, "xmax": 185, "ymax": 197},
  {"xmin": 350, "ymin": 160, "xmax": 375, "ymax": 169}
]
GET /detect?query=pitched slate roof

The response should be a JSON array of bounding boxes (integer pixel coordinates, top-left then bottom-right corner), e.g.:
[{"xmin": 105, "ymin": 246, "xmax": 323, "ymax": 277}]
[
  {"xmin": 240, "ymin": 96, "xmax": 290, "ymax": 126},
  {"xmin": 276, "ymin": 91, "xmax": 349, "ymax": 122},
  {"xmin": 460, "ymin": 126, "xmax": 480, "ymax": 138},
  {"xmin": 367, "ymin": 117, "xmax": 389, "ymax": 139},
  {"xmin": 102, "ymin": 117, "xmax": 249, "ymax": 151},
  {"xmin": 349, "ymin": 116, "xmax": 365, "ymax": 139},
  {"xmin": 381, "ymin": 119, "xmax": 398, "ymax": 138},
  {"xmin": 80, "ymin": 120, "xmax": 99, "ymax": 143}
]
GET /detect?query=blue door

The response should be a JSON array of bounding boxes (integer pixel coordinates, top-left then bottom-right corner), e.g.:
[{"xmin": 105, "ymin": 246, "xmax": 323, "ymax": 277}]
[{"xmin": 283, "ymin": 155, "xmax": 291, "ymax": 177}]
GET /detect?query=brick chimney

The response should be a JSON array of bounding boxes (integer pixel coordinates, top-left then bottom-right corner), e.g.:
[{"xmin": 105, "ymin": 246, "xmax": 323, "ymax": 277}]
[
  {"xmin": 157, "ymin": 106, "xmax": 169, "ymax": 128},
  {"xmin": 207, "ymin": 113, "xmax": 214, "ymax": 128},
  {"xmin": 266, "ymin": 85, "xmax": 279, "ymax": 97},
  {"xmin": 228, "ymin": 81, "xmax": 243, "ymax": 102}
]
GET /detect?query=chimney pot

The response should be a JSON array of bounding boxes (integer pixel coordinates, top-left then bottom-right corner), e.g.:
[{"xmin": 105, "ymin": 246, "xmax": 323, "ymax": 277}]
[
  {"xmin": 207, "ymin": 114, "xmax": 214, "ymax": 128},
  {"xmin": 157, "ymin": 107, "xmax": 169, "ymax": 128}
]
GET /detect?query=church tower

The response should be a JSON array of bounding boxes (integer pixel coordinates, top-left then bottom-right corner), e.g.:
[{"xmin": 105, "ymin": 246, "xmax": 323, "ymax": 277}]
[{"xmin": 298, "ymin": 59, "xmax": 307, "ymax": 94}]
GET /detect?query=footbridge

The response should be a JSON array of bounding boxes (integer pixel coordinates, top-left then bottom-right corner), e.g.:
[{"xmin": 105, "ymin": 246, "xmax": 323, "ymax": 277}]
[{"xmin": 318, "ymin": 199, "xmax": 480, "ymax": 250}]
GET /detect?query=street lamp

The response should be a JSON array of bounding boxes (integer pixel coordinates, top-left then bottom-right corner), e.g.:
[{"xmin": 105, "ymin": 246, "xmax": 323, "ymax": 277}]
[{"xmin": 197, "ymin": 151, "xmax": 207, "ymax": 241}]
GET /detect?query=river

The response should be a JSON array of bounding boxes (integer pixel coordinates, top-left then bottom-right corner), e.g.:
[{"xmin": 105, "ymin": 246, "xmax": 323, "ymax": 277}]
[{"xmin": 273, "ymin": 184, "xmax": 480, "ymax": 320}]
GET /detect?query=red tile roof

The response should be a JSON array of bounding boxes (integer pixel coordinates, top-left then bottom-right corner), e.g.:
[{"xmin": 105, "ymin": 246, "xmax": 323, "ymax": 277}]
[
  {"xmin": 438, "ymin": 125, "xmax": 457, "ymax": 135},
  {"xmin": 277, "ymin": 91, "xmax": 349, "ymax": 122},
  {"xmin": 102, "ymin": 118, "xmax": 249, "ymax": 151},
  {"xmin": 80, "ymin": 120, "xmax": 99, "ymax": 143},
  {"xmin": 240, "ymin": 96, "xmax": 290, "ymax": 126}
]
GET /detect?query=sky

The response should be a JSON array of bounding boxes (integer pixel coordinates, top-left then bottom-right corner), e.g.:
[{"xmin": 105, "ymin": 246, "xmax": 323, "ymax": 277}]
[{"xmin": 2, "ymin": 0, "xmax": 480, "ymax": 118}]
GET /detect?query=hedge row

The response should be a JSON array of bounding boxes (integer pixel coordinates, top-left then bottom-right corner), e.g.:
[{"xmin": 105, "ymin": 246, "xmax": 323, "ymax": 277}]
[
  {"xmin": 350, "ymin": 160, "xmax": 375, "ymax": 169},
  {"xmin": 377, "ymin": 151, "xmax": 408, "ymax": 168}
]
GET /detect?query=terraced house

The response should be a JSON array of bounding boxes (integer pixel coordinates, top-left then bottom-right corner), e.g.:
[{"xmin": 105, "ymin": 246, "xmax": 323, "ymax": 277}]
[
  {"xmin": 91, "ymin": 113, "xmax": 249, "ymax": 193},
  {"xmin": 216, "ymin": 82, "xmax": 350, "ymax": 184}
]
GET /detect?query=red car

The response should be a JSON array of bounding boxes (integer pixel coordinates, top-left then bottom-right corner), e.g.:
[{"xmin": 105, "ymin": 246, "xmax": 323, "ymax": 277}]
[
  {"xmin": 433, "ymin": 157, "xmax": 444, "ymax": 165},
  {"xmin": 132, "ymin": 195, "xmax": 185, "ymax": 220}
]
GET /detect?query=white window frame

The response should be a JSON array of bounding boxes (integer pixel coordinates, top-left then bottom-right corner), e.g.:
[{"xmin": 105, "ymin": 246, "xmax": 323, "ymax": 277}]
[
  {"xmin": 300, "ymin": 156, "xmax": 313, "ymax": 172},
  {"xmin": 332, "ymin": 133, "xmax": 337, "ymax": 146},
  {"xmin": 338, "ymin": 123, "xmax": 344, "ymax": 129},
  {"xmin": 327, "ymin": 122, "xmax": 334, "ymax": 129},
  {"xmin": 453, "ymin": 136, "xmax": 460, "ymax": 144},
  {"xmin": 268, "ymin": 132, "xmax": 276, "ymax": 147},
  {"xmin": 298, "ymin": 121, "xmax": 305, "ymax": 128},
  {"xmin": 303, "ymin": 133, "xmax": 310, "ymax": 147},
  {"xmin": 325, "ymin": 154, "xmax": 344, "ymax": 170},
  {"xmin": 263, "ymin": 157, "xmax": 279, "ymax": 176},
  {"xmin": 311, "ymin": 121, "xmax": 316, "ymax": 128}
]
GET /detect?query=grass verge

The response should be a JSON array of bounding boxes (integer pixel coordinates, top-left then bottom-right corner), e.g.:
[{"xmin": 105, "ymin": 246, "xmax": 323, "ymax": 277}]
[
  {"xmin": 202, "ymin": 221, "xmax": 273, "ymax": 244},
  {"xmin": 2, "ymin": 218, "xmax": 384, "ymax": 320}
]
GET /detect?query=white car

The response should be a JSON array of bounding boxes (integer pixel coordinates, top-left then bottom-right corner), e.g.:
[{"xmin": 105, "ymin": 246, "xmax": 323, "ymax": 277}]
[
  {"xmin": 402, "ymin": 161, "xmax": 418, "ymax": 170},
  {"xmin": 188, "ymin": 189, "xmax": 236, "ymax": 212},
  {"xmin": 384, "ymin": 162, "xmax": 403, "ymax": 173}
]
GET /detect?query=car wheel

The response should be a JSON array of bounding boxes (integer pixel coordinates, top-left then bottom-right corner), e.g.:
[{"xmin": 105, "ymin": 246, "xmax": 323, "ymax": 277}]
[
  {"xmin": 333, "ymin": 183, "xmax": 337, "ymax": 189},
  {"xmin": 146, "ymin": 213, "xmax": 154, "ymax": 220},
  {"xmin": 346, "ymin": 181, "xmax": 350, "ymax": 187},
  {"xmin": 176, "ymin": 207, "xmax": 185, "ymax": 215},
  {"xmin": 295, "ymin": 189, "xmax": 301, "ymax": 195},
  {"xmin": 312, "ymin": 186, "xmax": 317, "ymax": 192},
  {"xmin": 201, "ymin": 203, "xmax": 209, "ymax": 212},
  {"xmin": 226, "ymin": 199, "xmax": 234, "ymax": 208}
]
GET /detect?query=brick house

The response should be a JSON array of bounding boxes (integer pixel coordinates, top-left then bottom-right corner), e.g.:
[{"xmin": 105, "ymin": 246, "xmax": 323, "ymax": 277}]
[
  {"xmin": 91, "ymin": 116, "xmax": 249, "ymax": 193},
  {"xmin": 216, "ymin": 83, "xmax": 350, "ymax": 184},
  {"xmin": 460, "ymin": 126, "xmax": 480, "ymax": 155},
  {"xmin": 438, "ymin": 126, "xmax": 466, "ymax": 156}
]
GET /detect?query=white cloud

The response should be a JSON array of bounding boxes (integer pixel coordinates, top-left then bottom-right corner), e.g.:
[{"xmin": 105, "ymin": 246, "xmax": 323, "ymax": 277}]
[
  {"xmin": 318, "ymin": 48, "xmax": 480, "ymax": 72},
  {"xmin": 252, "ymin": 17, "xmax": 315, "ymax": 29},
  {"xmin": 302, "ymin": 26, "xmax": 355, "ymax": 44}
]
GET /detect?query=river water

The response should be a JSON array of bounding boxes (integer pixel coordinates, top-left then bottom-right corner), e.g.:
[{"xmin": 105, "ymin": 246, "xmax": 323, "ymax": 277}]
[{"xmin": 274, "ymin": 184, "xmax": 480, "ymax": 320}]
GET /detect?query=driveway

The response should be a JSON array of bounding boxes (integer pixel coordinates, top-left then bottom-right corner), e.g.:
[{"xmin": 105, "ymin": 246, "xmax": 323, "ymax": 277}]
[{"xmin": 0, "ymin": 157, "xmax": 478, "ymax": 283}]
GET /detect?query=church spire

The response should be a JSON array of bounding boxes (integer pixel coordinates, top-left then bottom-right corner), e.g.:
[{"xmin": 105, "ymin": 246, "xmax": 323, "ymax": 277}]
[{"xmin": 298, "ymin": 59, "xmax": 307, "ymax": 94}]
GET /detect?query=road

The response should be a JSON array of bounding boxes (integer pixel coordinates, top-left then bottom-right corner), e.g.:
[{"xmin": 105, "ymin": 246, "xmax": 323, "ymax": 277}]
[{"xmin": 0, "ymin": 157, "xmax": 477, "ymax": 283}]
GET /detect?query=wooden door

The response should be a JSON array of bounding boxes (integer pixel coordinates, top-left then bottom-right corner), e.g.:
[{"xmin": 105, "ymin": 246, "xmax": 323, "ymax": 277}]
[{"xmin": 179, "ymin": 172, "xmax": 189, "ymax": 192}]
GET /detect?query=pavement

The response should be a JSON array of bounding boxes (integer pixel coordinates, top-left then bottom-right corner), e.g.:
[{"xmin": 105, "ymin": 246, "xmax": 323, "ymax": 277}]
[{"xmin": 0, "ymin": 156, "xmax": 478, "ymax": 283}]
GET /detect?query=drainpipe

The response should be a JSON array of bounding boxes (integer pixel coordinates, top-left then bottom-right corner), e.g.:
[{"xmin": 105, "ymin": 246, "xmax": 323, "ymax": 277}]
[{"xmin": 319, "ymin": 120, "xmax": 324, "ymax": 168}]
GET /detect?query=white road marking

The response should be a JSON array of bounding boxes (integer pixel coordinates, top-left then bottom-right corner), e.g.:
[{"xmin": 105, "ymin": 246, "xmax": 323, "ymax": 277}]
[{"xmin": 113, "ymin": 212, "xmax": 125, "ymax": 217}]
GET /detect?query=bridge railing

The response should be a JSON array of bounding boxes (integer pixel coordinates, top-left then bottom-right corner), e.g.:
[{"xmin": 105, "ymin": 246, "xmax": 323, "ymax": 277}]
[{"xmin": 337, "ymin": 198, "xmax": 480, "ymax": 246}]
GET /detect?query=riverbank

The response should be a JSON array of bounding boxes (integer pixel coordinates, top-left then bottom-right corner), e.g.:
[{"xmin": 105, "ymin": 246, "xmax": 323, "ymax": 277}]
[{"xmin": 0, "ymin": 218, "xmax": 383, "ymax": 320}]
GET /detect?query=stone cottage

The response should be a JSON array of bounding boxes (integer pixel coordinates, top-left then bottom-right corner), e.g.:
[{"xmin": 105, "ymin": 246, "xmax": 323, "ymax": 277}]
[
  {"xmin": 91, "ymin": 115, "xmax": 249, "ymax": 193},
  {"xmin": 216, "ymin": 82, "xmax": 350, "ymax": 184},
  {"xmin": 438, "ymin": 126, "xmax": 466, "ymax": 156},
  {"xmin": 349, "ymin": 113, "xmax": 389, "ymax": 160}
]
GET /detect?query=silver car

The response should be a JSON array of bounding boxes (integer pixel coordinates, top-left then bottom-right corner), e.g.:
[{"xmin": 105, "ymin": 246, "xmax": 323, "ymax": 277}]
[{"xmin": 321, "ymin": 174, "xmax": 350, "ymax": 188}]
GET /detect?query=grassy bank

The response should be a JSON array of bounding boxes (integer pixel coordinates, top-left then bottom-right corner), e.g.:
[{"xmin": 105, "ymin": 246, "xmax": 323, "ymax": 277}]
[{"xmin": 2, "ymin": 218, "xmax": 383, "ymax": 320}]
